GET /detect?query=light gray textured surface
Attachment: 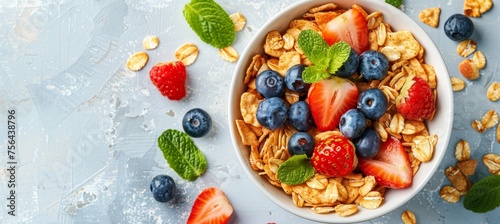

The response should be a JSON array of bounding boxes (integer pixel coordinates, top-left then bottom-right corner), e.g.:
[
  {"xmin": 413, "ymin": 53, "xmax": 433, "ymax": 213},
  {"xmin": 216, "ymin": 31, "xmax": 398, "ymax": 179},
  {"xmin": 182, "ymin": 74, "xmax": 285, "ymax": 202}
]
[{"xmin": 0, "ymin": 0, "xmax": 499, "ymax": 223}]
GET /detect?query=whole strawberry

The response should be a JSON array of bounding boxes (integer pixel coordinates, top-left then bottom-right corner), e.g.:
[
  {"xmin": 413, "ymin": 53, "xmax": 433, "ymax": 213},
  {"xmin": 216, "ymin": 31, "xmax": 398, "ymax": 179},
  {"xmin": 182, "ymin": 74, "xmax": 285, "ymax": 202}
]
[
  {"xmin": 396, "ymin": 75, "xmax": 435, "ymax": 120},
  {"xmin": 311, "ymin": 134, "xmax": 358, "ymax": 177},
  {"xmin": 149, "ymin": 61, "xmax": 187, "ymax": 100}
]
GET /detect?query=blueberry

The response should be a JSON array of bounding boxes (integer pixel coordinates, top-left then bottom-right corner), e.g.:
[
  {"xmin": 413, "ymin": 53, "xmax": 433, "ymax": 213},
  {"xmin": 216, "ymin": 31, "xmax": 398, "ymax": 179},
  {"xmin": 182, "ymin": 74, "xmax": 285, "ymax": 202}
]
[
  {"xmin": 256, "ymin": 97, "xmax": 288, "ymax": 130},
  {"xmin": 150, "ymin": 175, "xmax": 176, "ymax": 203},
  {"xmin": 288, "ymin": 132, "xmax": 315, "ymax": 157},
  {"xmin": 339, "ymin": 109, "xmax": 367, "ymax": 139},
  {"xmin": 359, "ymin": 50, "xmax": 389, "ymax": 81},
  {"xmin": 289, "ymin": 101, "xmax": 314, "ymax": 132},
  {"xmin": 285, "ymin": 64, "xmax": 310, "ymax": 93},
  {"xmin": 357, "ymin": 88, "xmax": 388, "ymax": 120},
  {"xmin": 182, "ymin": 108, "xmax": 212, "ymax": 138},
  {"xmin": 256, "ymin": 70, "xmax": 285, "ymax": 98},
  {"xmin": 354, "ymin": 128, "xmax": 381, "ymax": 159},
  {"xmin": 444, "ymin": 14, "xmax": 474, "ymax": 41},
  {"xmin": 336, "ymin": 48, "xmax": 359, "ymax": 78}
]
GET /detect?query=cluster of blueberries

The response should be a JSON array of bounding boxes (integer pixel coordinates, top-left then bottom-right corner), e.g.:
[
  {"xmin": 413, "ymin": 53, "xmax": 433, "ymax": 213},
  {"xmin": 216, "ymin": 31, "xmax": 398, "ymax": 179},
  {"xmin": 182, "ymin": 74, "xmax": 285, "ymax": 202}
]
[{"xmin": 255, "ymin": 49, "xmax": 391, "ymax": 160}]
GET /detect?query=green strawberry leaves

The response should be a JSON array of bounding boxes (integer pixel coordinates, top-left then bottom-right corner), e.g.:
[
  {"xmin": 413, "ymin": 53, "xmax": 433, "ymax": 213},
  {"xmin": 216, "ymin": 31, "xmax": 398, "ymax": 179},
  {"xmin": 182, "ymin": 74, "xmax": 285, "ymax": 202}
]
[
  {"xmin": 297, "ymin": 30, "xmax": 351, "ymax": 83},
  {"xmin": 277, "ymin": 155, "xmax": 315, "ymax": 185},
  {"xmin": 157, "ymin": 129, "xmax": 207, "ymax": 181},
  {"xmin": 183, "ymin": 0, "xmax": 235, "ymax": 49},
  {"xmin": 463, "ymin": 175, "xmax": 500, "ymax": 213}
]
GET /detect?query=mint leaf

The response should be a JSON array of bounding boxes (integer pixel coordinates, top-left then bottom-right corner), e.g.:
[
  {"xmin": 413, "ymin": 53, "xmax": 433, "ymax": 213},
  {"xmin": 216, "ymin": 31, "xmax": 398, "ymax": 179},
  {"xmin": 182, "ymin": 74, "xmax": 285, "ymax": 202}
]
[
  {"xmin": 298, "ymin": 30, "xmax": 331, "ymax": 67},
  {"xmin": 302, "ymin": 66, "xmax": 330, "ymax": 84},
  {"xmin": 157, "ymin": 129, "xmax": 207, "ymax": 181},
  {"xmin": 386, "ymin": 0, "xmax": 403, "ymax": 8},
  {"xmin": 326, "ymin": 41, "xmax": 351, "ymax": 74},
  {"xmin": 277, "ymin": 155, "xmax": 315, "ymax": 185},
  {"xmin": 463, "ymin": 175, "xmax": 500, "ymax": 213},
  {"xmin": 183, "ymin": 0, "xmax": 235, "ymax": 49}
]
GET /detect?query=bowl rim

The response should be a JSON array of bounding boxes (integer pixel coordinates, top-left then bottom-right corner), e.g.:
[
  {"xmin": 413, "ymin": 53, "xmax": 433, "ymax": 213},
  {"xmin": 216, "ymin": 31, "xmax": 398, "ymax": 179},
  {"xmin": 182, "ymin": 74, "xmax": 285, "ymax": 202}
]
[{"xmin": 228, "ymin": 0, "xmax": 454, "ymax": 222}]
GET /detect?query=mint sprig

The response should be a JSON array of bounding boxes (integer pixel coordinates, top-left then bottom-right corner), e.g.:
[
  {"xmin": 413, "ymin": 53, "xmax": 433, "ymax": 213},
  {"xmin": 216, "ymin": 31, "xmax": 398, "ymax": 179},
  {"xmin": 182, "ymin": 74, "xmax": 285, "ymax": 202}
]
[
  {"xmin": 277, "ymin": 155, "xmax": 315, "ymax": 185},
  {"xmin": 157, "ymin": 129, "xmax": 207, "ymax": 181},
  {"xmin": 463, "ymin": 175, "xmax": 500, "ymax": 213},
  {"xmin": 183, "ymin": 0, "xmax": 235, "ymax": 49},
  {"xmin": 297, "ymin": 30, "xmax": 351, "ymax": 83}
]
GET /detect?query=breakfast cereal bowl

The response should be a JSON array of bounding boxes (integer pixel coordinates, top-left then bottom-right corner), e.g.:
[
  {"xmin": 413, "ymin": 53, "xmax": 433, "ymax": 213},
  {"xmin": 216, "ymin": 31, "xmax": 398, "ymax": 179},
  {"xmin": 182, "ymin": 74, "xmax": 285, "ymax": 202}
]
[{"xmin": 228, "ymin": 0, "xmax": 453, "ymax": 222}]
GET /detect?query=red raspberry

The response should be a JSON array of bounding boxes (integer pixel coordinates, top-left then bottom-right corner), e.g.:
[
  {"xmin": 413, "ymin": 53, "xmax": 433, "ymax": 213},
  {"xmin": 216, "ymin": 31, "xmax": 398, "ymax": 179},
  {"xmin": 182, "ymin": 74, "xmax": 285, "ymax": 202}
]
[
  {"xmin": 311, "ymin": 134, "xmax": 358, "ymax": 177},
  {"xmin": 149, "ymin": 61, "xmax": 187, "ymax": 100},
  {"xmin": 396, "ymin": 75, "xmax": 435, "ymax": 120}
]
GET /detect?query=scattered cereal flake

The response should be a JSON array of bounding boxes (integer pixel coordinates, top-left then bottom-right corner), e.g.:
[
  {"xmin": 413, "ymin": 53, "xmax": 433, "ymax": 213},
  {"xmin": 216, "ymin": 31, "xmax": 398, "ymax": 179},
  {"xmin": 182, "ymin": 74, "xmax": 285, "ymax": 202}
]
[
  {"xmin": 497, "ymin": 125, "xmax": 500, "ymax": 143},
  {"xmin": 230, "ymin": 12, "xmax": 246, "ymax": 32},
  {"xmin": 418, "ymin": 7, "xmax": 441, "ymax": 28},
  {"xmin": 487, "ymin": 82, "xmax": 500, "ymax": 101},
  {"xmin": 456, "ymin": 39, "xmax": 476, "ymax": 57},
  {"xmin": 472, "ymin": 50, "xmax": 486, "ymax": 69},
  {"xmin": 455, "ymin": 139, "xmax": 471, "ymax": 161},
  {"xmin": 445, "ymin": 166, "xmax": 468, "ymax": 192},
  {"xmin": 175, "ymin": 43, "xmax": 199, "ymax": 66},
  {"xmin": 334, "ymin": 204, "xmax": 358, "ymax": 217},
  {"xmin": 481, "ymin": 110, "xmax": 498, "ymax": 129},
  {"xmin": 314, "ymin": 11, "xmax": 341, "ymax": 30},
  {"xmin": 457, "ymin": 159, "xmax": 477, "ymax": 176},
  {"xmin": 240, "ymin": 91, "xmax": 261, "ymax": 127},
  {"xmin": 440, "ymin": 185, "xmax": 460, "ymax": 203},
  {"xmin": 311, "ymin": 206, "xmax": 335, "ymax": 214},
  {"xmin": 235, "ymin": 119, "xmax": 259, "ymax": 146},
  {"xmin": 401, "ymin": 210, "xmax": 417, "ymax": 224},
  {"xmin": 126, "ymin": 51, "xmax": 149, "ymax": 71},
  {"xmin": 309, "ymin": 2, "xmax": 338, "ymax": 13},
  {"xmin": 464, "ymin": 0, "xmax": 493, "ymax": 17},
  {"xmin": 143, "ymin": 35, "xmax": 159, "ymax": 50},
  {"xmin": 483, "ymin": 153, "xmax": 500, "ymax": 175},
  {"xmin": 366, "ymin": 11, "xmax": 384, "ymax": 30},
  {"xmin": 384, "ymin": 30, "xmax": 420, "ymax": 61},
  {"xmin": 219, "ymin": 46, "xmax": 239, "ymax": 62},
  {"xmin": 458, "ymin": 59, "xmax": 479, "ymax": 80},
  {"xmin": 380, "ymin": 46, "xmax": 401, "ymax": 61},
  {"xmin": 450, "ymin": 77, "xmax": 466, "ymax": 92},
  {"xmin": 471, "ymin": 119, "xmax": 485, "ymax": 133}
]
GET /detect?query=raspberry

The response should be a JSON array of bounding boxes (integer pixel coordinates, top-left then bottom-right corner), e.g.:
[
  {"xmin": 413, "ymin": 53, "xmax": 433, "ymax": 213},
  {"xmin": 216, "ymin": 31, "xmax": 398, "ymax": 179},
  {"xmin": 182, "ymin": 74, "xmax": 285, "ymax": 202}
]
[{"xmin": 149, "ymin": 61, "xmax": 187, "ymax": 100}]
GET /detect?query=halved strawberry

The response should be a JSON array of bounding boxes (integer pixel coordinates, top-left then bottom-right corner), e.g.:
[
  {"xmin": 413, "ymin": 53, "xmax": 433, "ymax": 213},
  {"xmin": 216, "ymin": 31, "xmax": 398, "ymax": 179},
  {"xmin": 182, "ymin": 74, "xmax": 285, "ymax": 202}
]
[
  {"xmin": 358, "ymin": 136, "xmax": 413, "ymax": 189},
  {"xmin": 187, "ymin": 187, "xmax": 233, "ymax": 224},
  {"xmin": 307, "ymin": 77, "xmax": 358, "ymax": 132},
  {"xmin": 322, "ymin": 8, "xmax": 369, "ymax": 55}
]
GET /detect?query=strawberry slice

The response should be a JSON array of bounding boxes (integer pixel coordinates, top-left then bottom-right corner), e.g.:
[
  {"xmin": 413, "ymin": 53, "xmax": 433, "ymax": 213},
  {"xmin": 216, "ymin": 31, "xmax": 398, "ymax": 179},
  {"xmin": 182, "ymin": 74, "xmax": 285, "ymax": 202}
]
[
  {"xmin": 307, "ymin": 77, "xmax": 358, "ymax": 132},
  {"xmin": 187, "ymin": 187, "xmax": 233, "ymax": 224},
  {"xmin": 322, "ymin": 8, "xmax": 369, "ymax": 55},
  {"xmin": 358, "ymin": 136, "xmax": 413, "ymax": 189}
]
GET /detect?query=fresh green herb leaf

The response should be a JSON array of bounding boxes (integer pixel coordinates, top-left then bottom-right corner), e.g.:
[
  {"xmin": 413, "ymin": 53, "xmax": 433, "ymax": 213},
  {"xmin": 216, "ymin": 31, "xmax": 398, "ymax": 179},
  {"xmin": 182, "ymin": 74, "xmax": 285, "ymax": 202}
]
[
  {"xmin": 183, "ymin": 0, "xmax": 235, "ymax": 49},
  {"xmin": 326, "ymin": 41, "xmax": 351, "ymax": 74},
  {"xmin": 463, "ymin": 175, "xmax": 500, "ymax": 213},
  {"xmin": 277, "ymin": 155, "xmax": 315, "ymax": 185},
  {"xmin": 157, "ymin": 129, "xmax": 207, "ymax": 181},
  {"xmin": 298, "ymin": 30, "xmax": 331, "ymax": 67},
  {"xmin": 297, "ymin": 30, "xmax": 352, "ymax": 83},
  {"xmin": 385, "ymin": 0, "xmax": 403, "ymax": 8},
  {"xmin": 302, "ymin": 66, "xmax": 330, "ymax": 84}
]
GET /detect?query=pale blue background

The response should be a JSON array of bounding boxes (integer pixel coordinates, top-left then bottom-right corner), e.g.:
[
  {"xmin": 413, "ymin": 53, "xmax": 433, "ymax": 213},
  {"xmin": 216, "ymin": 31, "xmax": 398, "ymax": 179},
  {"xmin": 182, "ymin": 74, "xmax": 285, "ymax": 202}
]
[{"xmin": 0, "ymin": 0, "xmax": 499, "ymax": 223}]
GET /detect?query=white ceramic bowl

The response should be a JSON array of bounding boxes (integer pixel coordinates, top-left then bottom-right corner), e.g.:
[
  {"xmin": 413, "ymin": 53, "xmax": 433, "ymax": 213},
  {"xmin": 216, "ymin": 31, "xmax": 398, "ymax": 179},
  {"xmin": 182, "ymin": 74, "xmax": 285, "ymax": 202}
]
[{"xmin": 228, "ymin": 0, "xmax": 453, "ymax": 222}]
